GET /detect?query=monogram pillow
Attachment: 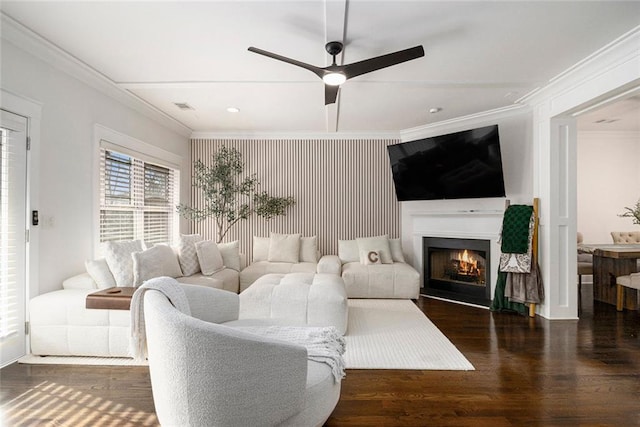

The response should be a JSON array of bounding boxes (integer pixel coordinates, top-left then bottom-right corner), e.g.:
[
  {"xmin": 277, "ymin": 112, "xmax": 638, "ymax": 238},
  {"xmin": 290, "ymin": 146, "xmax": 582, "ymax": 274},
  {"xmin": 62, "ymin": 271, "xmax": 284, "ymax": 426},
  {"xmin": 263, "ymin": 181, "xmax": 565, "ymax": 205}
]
[
  {"xmin": 360, "ymin": 249, "xmax": 383, "ymax": 265},
  {"xmin": 356, "ymin": 235, "xmax": 393, "ymax": 264}
]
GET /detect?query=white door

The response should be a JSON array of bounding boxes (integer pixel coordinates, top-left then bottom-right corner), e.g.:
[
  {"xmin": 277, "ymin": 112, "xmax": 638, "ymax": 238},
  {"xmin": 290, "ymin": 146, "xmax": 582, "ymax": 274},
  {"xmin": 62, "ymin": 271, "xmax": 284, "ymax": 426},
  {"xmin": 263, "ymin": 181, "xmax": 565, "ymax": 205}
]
[{"xmin": 0, "ymin": 110, "xmax": 28, "ymax": 367}]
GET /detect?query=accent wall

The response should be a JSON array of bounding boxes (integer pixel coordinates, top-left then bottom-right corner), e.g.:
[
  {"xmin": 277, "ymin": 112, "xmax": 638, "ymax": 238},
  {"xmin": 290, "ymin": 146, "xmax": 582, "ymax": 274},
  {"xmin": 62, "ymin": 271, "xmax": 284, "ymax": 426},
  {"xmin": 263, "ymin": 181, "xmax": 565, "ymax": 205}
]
[{"xmin": 190, "ymin": 137, "xmax": 401, "ymax": 260}]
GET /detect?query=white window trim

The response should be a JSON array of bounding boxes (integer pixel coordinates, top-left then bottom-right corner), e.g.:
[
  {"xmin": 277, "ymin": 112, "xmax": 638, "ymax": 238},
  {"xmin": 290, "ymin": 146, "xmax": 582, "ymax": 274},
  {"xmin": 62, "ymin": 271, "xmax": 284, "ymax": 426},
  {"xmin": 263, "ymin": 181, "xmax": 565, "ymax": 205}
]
[{"xmin": 93, "ymin": 124, "xmax": 182, "ymax": 257}]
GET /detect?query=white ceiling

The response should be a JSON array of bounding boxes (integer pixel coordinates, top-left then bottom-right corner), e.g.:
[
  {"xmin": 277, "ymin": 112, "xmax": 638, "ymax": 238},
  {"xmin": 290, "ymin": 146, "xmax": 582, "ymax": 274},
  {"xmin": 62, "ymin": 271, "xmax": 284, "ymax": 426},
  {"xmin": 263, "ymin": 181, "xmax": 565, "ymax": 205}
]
[
  {"xmin": 577, "ymin": 95, "xmax": 640, "ymax": 132},
  {"xmin": 1, "ymin": 1, "xmax": 639, "ymax": 134}
]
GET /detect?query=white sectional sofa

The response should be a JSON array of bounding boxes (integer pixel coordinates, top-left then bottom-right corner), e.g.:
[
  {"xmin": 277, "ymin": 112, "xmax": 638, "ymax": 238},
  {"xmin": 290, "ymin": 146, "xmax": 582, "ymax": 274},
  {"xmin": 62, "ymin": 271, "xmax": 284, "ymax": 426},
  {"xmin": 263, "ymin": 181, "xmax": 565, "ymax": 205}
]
[
  {"xmin": 28, "ymin": 233, "xmax": 420, "ymax": 358},
  {"xmin": 240, "ymin": 233, "xmax": 327, "ymax": 292},
  {"xmin": 29, "ymin": 235, "xmax": 241, "ymax": 357},
  {"xmin": 321, "ymin": 236, "xmax": 420, "ymax": 299}
]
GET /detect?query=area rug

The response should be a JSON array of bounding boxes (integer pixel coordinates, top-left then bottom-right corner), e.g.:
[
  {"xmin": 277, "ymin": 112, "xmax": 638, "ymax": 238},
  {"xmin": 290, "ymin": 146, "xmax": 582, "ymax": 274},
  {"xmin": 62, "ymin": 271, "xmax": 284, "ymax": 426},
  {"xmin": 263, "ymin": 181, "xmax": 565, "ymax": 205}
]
[
  {"xmin": 19, "ymin": 299, "xmax": 473, "ymax": 371},
  {"xmin": 344, "ymin": 299, "xmax": 474, "ymax": 370}
]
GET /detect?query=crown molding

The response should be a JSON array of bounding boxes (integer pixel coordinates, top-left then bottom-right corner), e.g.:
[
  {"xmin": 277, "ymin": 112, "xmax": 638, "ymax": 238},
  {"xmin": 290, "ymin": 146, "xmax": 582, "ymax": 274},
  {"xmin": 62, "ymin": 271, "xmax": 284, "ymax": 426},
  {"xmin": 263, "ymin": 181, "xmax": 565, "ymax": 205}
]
[
  {"xmin": 400, "ymin": 104, "xmax": 530, "ymax": 142},
  {"xmin": 190, "ymin": 130, "xmax": 400, "ymax": 140},
  {"xmin": 517, "ymin": 25, "xmax": 640, "ymax": 112},
  {"xmin": 1, "ymin": 13, "xmax": 192, "ymax": 138}
]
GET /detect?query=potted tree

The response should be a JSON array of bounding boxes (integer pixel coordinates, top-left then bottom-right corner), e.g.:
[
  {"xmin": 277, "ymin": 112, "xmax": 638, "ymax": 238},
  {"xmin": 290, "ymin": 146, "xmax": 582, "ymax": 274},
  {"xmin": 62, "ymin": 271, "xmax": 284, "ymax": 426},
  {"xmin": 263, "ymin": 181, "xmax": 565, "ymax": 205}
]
[
  {"xmin": 177, "ymin": 146, "xmax": 295, "ymax": 242},
  {"xmin": 619, "ymin": 199, "xmax": 640, "ymax": 226}
]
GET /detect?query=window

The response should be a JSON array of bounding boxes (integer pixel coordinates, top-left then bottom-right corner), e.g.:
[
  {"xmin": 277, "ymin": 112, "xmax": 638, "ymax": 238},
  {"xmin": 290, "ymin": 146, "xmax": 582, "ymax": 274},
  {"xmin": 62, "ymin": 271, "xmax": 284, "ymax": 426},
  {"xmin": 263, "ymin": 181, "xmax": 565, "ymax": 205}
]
[{"xmin": 100, "ymin": 147, "xmax": 179, "ymax": 246}]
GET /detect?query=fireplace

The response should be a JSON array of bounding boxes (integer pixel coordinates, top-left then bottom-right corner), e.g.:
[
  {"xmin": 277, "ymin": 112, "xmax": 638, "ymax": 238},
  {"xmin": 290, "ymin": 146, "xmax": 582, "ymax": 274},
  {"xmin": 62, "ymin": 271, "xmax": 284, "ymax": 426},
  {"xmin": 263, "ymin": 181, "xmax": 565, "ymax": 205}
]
[{"xmin": 423, "ymin": 237, "xmax": 492, "ymax": 306}]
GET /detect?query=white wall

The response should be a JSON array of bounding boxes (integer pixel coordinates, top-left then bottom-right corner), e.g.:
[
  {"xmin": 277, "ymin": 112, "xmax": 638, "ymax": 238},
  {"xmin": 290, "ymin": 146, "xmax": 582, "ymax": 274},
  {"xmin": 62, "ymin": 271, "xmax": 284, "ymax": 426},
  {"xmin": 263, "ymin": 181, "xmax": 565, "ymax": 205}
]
[
  {"xmin": 1, "ymin": 37, "xmax": 191, "ymax": 295},
  {"xmin": 577, "ymin": 131, "xmax": 640, "ymax": 243}
]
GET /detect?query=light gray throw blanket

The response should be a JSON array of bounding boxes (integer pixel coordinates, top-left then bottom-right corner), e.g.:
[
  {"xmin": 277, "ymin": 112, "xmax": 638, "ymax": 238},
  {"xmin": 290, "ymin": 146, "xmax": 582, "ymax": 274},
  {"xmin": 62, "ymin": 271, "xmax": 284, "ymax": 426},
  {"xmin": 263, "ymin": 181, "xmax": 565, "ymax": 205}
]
[
  {"xmin": 236, "ymin": 326, "xmax": 346, "ymax": 383},
  {"xmin": 129, "ymin": 276, "xmax": 191, "ymax": 361}
]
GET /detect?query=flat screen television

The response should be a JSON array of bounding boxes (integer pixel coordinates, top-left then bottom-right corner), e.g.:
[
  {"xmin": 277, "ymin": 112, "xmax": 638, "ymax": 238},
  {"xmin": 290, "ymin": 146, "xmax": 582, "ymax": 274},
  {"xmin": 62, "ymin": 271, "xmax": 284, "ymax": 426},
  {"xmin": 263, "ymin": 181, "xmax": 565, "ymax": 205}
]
[{"xmin": 387, "ymin": 125, "xmax": 506, "ymax": 201}]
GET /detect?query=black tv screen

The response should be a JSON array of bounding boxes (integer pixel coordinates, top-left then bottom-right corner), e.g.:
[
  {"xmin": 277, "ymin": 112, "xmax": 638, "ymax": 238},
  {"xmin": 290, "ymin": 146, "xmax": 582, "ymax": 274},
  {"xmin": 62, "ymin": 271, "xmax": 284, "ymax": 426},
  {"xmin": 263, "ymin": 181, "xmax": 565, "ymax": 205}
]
[{"xmin": 387, "ymin": 125, "xmax": 506, "ymax": 201}]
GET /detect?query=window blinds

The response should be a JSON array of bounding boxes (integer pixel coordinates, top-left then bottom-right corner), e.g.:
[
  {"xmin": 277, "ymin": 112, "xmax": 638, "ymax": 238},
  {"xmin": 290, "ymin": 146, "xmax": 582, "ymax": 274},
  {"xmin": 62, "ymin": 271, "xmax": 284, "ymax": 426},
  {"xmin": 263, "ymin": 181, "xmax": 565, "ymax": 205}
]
[
  {"xmin": 0, "ymin": 112, "xmax": 27, "ymax": 348},
  {"xmin": 99, "ymin": 148, "xmax": 179, "ymax": 246}
]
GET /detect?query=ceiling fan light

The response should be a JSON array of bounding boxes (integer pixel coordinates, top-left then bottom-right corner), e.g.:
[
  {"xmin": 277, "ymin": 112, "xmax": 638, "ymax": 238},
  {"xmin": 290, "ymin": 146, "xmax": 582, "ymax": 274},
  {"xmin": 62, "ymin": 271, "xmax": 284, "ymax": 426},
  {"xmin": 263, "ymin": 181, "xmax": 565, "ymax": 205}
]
[{"xmin": 322, "ymin": 72, "xmax": 346, "ymax": 86}]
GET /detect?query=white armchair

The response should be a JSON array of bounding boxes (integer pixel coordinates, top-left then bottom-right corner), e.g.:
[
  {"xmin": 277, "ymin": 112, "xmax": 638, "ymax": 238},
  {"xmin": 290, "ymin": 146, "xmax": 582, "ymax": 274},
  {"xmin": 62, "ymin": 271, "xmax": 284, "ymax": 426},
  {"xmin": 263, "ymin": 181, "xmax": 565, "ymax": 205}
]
[{"xmin": 143, "ymin": 283, "xmax": 341, "ymax": 426}]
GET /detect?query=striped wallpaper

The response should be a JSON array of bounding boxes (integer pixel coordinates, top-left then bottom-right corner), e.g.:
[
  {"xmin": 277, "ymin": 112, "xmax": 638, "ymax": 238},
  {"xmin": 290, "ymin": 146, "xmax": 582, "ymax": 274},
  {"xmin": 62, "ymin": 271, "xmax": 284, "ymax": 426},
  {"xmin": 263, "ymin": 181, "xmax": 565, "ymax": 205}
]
[{"xmin": 190, "ymin": 138, "xmax": 401, "ymax": 261}]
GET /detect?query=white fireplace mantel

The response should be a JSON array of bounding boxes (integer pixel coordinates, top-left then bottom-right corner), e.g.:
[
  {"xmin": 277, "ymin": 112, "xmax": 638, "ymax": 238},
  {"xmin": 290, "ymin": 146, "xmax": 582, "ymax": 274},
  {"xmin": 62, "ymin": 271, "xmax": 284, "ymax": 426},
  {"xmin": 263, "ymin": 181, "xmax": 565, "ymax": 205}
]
[{"xmin": 404, "ymin": 210, "xmax": 504, "ymax": 302}]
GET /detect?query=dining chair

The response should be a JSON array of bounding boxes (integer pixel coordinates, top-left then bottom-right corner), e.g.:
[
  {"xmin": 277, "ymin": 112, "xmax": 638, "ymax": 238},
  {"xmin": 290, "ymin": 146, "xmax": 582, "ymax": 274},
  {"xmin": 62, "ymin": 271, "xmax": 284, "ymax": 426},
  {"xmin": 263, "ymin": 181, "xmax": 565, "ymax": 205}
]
[
  {"xmin": 610, "ymin": 231, "xmax": 640, "ymax": 244},
  {"xmin": 616, "ymin": 273, "xmax": 640, "ymax": 311}
]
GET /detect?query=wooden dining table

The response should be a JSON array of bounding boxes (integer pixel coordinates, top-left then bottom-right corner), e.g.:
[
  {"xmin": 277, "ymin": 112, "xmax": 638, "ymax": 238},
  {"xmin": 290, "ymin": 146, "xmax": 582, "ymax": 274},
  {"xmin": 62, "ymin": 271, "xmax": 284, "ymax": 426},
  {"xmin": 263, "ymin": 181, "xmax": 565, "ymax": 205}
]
[{"xmin": 582, "ymin": 244, "xmax": 640, "ymax": 310}]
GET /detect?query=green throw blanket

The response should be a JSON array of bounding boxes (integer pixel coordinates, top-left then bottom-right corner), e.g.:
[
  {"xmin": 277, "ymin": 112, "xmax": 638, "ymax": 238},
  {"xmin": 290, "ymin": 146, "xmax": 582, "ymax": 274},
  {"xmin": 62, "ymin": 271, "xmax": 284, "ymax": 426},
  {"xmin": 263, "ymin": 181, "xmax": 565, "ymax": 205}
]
[
  {"xmin": 500, "ymin": 204, "xmax": 533, "ymax": 254},
  {"xmin": 491, "ymin": 204, "xmax": 533, "ymax": 315},
  {"xmin": 490, "ymin": 272, "xmax": 527, "ymax": 315}
]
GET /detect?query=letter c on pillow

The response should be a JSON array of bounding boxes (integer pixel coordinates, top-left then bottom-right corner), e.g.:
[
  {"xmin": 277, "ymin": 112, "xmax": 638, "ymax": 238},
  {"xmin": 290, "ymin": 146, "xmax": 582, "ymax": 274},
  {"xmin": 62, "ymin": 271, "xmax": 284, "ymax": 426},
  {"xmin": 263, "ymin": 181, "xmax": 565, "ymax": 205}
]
[{"xmin": 367, "ymin": 251, "xmax": 379, "ymax": 264}]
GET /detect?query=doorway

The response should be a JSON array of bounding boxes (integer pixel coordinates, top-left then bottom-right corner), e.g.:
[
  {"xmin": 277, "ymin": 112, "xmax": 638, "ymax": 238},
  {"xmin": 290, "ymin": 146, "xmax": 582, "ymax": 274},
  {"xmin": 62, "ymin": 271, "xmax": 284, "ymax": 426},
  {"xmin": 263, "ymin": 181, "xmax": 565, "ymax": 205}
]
[
  {"xmin": 0, "ymin": 110, "xmax": 28, "ymax": 366},
  {"xmin": 575, "ymin": 94, "xmax": 640, "ymax": 313}
]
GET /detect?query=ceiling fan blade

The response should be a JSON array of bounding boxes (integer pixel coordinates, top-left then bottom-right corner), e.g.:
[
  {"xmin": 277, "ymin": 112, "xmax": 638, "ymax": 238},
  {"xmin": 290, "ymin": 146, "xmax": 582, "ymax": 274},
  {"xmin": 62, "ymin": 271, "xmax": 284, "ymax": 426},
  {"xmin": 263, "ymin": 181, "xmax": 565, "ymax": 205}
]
[
  {"xmin": 248, "ymin": 47, "xmax": 324, "ymax": 79},
  {"xmin": 325, "ymin": 84, "xmax": 339, "ymax": 105},
  {"xmin": 342, "ymin": 45, "xmax": 425, "ymax": 80}
]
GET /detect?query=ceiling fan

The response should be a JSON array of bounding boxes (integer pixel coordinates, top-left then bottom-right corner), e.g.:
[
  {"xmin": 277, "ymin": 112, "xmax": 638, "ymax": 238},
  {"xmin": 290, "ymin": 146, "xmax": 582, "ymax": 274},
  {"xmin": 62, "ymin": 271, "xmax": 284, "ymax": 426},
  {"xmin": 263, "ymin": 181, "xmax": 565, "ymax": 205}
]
[{"xmin": 248, "ymin": 41, "xmax": 425, "ymax": 105}]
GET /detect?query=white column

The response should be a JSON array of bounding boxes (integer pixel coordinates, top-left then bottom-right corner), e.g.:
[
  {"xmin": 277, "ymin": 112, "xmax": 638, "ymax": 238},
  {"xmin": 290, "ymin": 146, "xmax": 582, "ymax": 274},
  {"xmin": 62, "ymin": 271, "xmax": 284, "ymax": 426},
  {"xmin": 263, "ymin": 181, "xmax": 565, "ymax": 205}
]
[
  {"xmin": 522, "ymin": 26, "xmax": 639, "ymax": 319},
  {"xmin": 533, "ymin": 111, "xmax": 578, "ymax": 319}
]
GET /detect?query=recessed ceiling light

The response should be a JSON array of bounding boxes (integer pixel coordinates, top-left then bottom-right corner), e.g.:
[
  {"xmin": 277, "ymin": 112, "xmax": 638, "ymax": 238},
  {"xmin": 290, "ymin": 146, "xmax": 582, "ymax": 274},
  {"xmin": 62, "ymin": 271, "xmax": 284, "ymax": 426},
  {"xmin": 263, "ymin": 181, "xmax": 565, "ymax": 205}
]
[
  {"xmin": 429, "ymin": 107, "xmax": 442, "ymax": 114},
  {"xmin": 174, "ymin": 102, "xmax": 194, "ymax": 111},
  {"xmin": 226, "ymin": 107, "xmax": 240, "ymax": 113}
]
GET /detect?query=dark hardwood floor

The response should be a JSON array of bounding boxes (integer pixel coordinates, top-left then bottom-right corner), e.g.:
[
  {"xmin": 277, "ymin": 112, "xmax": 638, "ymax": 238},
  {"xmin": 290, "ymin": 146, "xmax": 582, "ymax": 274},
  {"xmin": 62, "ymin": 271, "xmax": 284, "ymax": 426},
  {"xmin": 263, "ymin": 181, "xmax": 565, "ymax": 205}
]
[{"xmin": 2, "ymin": 284, "xmax": 639, "ymax": 426}]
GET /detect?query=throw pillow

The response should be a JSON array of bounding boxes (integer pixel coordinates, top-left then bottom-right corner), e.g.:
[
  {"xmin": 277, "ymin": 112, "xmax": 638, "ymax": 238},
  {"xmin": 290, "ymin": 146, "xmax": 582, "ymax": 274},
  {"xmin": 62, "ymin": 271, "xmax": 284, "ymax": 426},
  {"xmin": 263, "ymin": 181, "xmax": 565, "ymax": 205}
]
[
  {"xmin": 356, "ymin": 235, "xmax": 393, "ymax": 264},
  {"xmin": 299, "ymin": 235, "xmax": 318, "ymax": 262},
  {"xmin": 195, "ymin": 240, "xmax": 225, "ymax": 276},
  {"xmin": 252, "ymin": 236, "xmax": 270, "ymax": 262},
  {"xmin": 268, "ymin": 233, "xmax": 301, "ymax": 263},
  {"xmin": 104, "ymin": 240, "xmax": 144, "ymax": 286},
  {"xmin": 389, "ymin": 238, "xmax": 406, "ymax": 263},
  {"xmin": 84, "ymin": 258, "xmax": 117, "ymax": 289},
  {"xmin": 218, "ymin": 240, "xmax": 241, "ymax": 271},
  {"xmin": 132, "ymin": 244, "xmax": 183, "ymax": 286},
  {"xmin": 177, "ymin": 234, "xmax": 203, "ymax": 276},
  {"xmin": 360, "ymin": 249, "xmax": 383, "ymax": 265},
  {"xmin": 338, "ymin": 239, "xmax": 359, "ymax": 263},
  {"xmin": 63, "ymin": 274, "xmax": 100, "ymax": 290}
]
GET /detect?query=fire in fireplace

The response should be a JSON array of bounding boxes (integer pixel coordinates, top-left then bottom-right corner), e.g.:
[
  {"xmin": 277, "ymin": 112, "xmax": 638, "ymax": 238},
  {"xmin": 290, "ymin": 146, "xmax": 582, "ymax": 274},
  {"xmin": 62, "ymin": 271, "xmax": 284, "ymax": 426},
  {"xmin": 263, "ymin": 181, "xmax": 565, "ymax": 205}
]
[
  {"xmin": 433, "ymin": 248, "xmax": 486, "ymax": 285},
  {"xmin": 423, "ymin": 237, "xmax": 492, "ymax": 306}
]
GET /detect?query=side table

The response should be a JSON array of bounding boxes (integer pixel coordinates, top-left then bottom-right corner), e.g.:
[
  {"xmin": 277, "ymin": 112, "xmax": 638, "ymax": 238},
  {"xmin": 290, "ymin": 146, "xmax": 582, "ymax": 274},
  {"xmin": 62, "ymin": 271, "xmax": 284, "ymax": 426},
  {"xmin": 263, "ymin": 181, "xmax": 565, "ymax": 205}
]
[{"xmin": 86, "ymin": 287, "xmax": 136, "ymax": 310}]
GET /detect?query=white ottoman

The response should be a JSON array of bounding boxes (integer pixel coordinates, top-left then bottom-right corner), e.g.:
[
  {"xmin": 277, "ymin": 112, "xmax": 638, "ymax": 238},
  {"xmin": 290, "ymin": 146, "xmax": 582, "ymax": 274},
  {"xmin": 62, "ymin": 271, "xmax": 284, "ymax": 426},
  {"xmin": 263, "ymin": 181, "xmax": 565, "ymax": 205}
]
[{"xmin": 239, "ymin": 273, "xmax": 348, "ymax": 335}]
